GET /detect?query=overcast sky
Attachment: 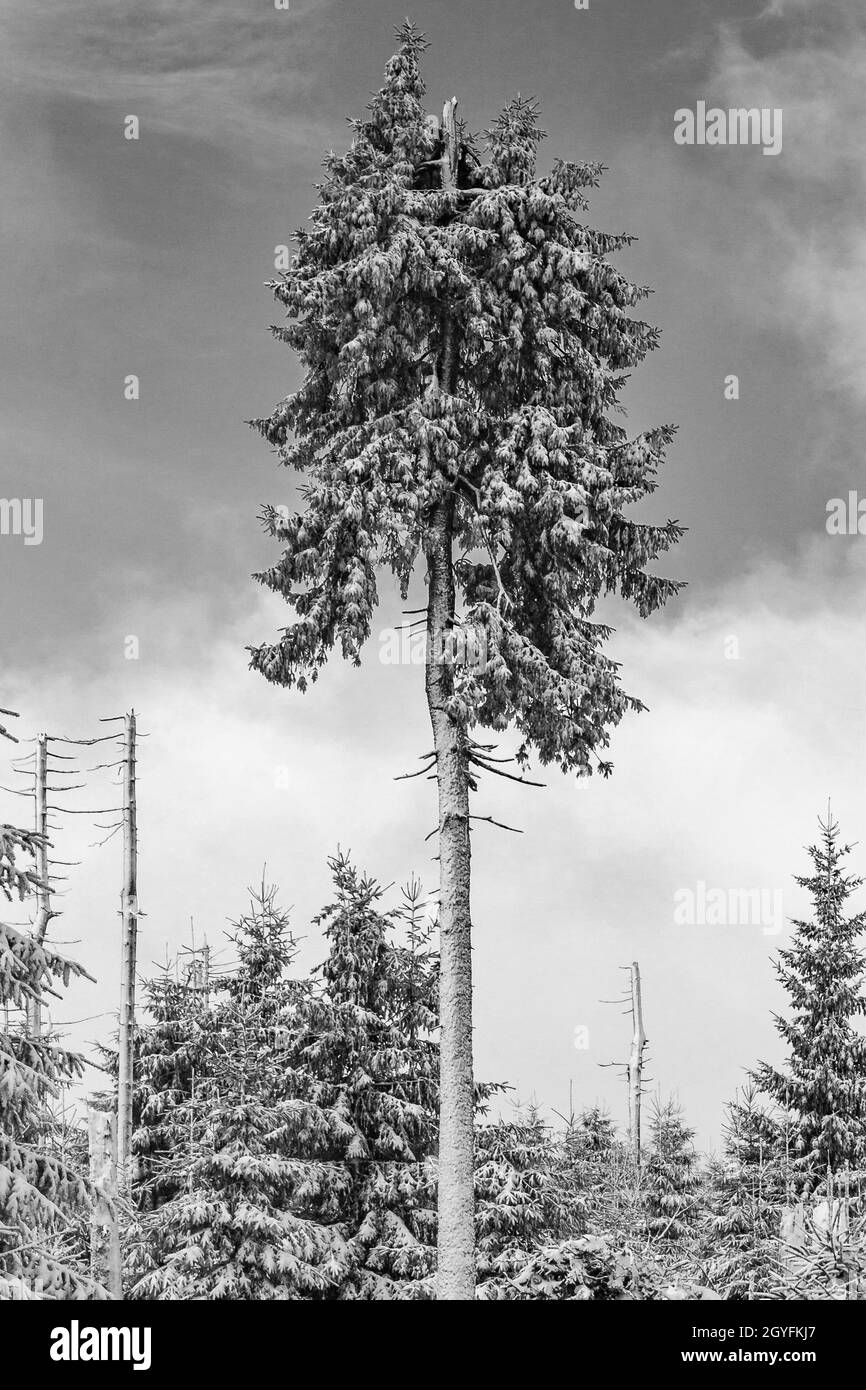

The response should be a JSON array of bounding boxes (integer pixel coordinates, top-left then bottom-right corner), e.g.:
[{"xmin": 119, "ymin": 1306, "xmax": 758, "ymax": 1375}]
[{"xmin": 2, "ymin": 0, "xmax": 865, "ymax": 1147}]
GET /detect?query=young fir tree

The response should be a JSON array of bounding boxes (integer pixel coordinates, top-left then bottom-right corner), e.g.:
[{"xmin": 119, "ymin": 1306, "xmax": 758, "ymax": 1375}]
[
  {"xmin": 251, "ymin": 23, "xmax": 682, "ymax": 1298},
  {"xmin": 702, "ymin": 1084, "xmax": 785, "ymax": 1298},
  {"xmin": 128, "ymin": 884, "xmax": 339, "ymax": 1299},
  {"xmin": 130, "ymin": 968, "xmax": 214, "ymax": 1211},
  {"xmin": 713, "ymin": 1084, "xmax": 786, "ymax": 1233},
  {"xmin": 559, "ymin": 1103, "xmax": 626, "ymax": 1230},
  {"xmin": 753, "ymin": 815, "xmax": 866, "ymax": 1189},
  {"xmin": 644, "ymin": 1097, "xmax": 701, "ymax": 1240},
  {"xmin": 475, "ymin": 1106, "xmax": 573, "ymax": 1293},
  {"xmin": 571, "ymin": 1104, "xmax": 618, "ymax": 1156},
  {"xmin": 294, "ymin": 856, "xmax": 440, "ymax": 1297},
  {"xmin": 0, "ymin": 817, "xmax": 97, "ymax": 1298},
  {"xmin": 131, "ymin": 860, "xmax": 441, "ymax": 1299},
  {"xmin": 474, "ymin": 1106, "xmax": 645, "ymax": 1301}
]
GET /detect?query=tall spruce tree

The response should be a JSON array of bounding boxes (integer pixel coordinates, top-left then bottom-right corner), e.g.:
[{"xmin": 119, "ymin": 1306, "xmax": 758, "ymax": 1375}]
[
  {"xmin": 251, "ymin": 23, "xmax": 681, "ymax": 1296},
  {"xmin": 753, "ymin": 815, "xmax": 866, "ymax": 1187}
]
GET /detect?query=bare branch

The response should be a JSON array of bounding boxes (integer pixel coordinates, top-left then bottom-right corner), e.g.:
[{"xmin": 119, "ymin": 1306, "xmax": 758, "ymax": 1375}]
[
  {"xmin": 469, "ymin": 756, "xmax": 545, "ymax": 788},
  {"xmin": 469, "ymin": 814, "xmax": 523, "ymax": 834}
]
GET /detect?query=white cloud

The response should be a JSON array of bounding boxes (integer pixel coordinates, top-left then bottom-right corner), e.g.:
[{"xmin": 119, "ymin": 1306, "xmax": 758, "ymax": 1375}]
[
  {"xmin": 709, "ymin": 14, "xmax": 866, "ymax": 401},
  {"xmin": 5, "ymin": 538, "xmax": 866, "ymax": 1145},
  {"xmin": 0, "ymin": 0, "xmax": 337, "ymax": 153}
]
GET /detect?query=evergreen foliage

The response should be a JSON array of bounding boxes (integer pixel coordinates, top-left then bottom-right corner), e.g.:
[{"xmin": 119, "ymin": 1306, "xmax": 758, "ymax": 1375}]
[
  {"xmin": 130, "ymin": 969, "xmax": 213, "ymax": 1211},
  {"xmin": 475, "ymin": 1107, "xmax": 570, "ymax": 1291},
  {"xmin": 130, "ymin": 859, "xmax": 440, "ymax": 1299},
  {"xmin": 250, "ymin": 22, "xmax": 682, "ymax": 777},
  {"xmin": 700, "ymin": 1085, "xmax": 788, "ymax": 1299},
  {"xmin": 644, "ymin": 1097, "xmax": 701, "ymax": 1240},
  {"xmin": 754, "ymin": 815, "xmax": 866, "ymax": 1185},
  {"xmin": 0, "ymin": 820, "xmax": 97, "ymax": 1299}
]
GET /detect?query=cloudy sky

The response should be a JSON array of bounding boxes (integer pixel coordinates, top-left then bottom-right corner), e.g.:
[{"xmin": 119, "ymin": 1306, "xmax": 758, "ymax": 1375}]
[{"xmin": 2, "ymin": 0, "xmax": 865, "ymax": 1147}]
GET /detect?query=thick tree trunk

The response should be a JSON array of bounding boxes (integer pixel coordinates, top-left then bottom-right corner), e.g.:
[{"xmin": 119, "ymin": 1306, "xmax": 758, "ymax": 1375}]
[
  {"xmin": 426, "ymin": 497, "xmax": 475, "ymax": 1300},
  {"xmin": 420, "ymin": 93, "xmax": 476, "ymax": 1300}
]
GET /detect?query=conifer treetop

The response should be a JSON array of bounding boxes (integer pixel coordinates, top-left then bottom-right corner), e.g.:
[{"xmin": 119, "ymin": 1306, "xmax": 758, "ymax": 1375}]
[
  {"xmin": 754, "ymin": 814, "xmax": 866, "ymax": 1180},
  {"xmin": 251, "ymin": 23, "xmax": 682, "ymax": 776}
]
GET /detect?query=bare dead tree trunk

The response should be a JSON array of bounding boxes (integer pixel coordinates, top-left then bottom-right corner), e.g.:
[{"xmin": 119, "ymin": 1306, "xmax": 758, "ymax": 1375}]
[
  {"xmin": 88, "ymin": 1105, "xmax": 122, "ymax": 1299},
  {"xmin": 117, "ymin": 711, "xmax": 138, "ymax": 1194},
  {"xmin": 33, "ymin": 733, "xmax": 50, "ymax": 941},
  {"xmin": 27, "ymin": 733, "xmax": 51, "ymax": 1036},
  {"xmin": 426, "ymin": 96, "xmax": 476, "ymax": 1302},
  {"xmin": 627, "ymin": 960, "xmax": 647, "ymax": 1169}
]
